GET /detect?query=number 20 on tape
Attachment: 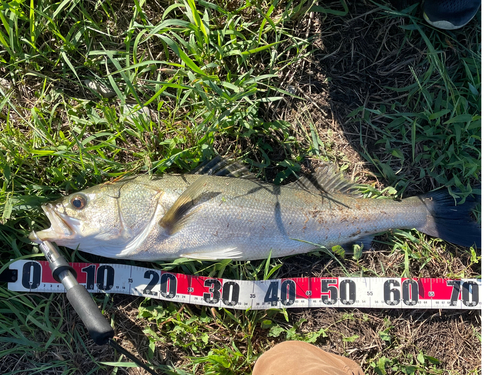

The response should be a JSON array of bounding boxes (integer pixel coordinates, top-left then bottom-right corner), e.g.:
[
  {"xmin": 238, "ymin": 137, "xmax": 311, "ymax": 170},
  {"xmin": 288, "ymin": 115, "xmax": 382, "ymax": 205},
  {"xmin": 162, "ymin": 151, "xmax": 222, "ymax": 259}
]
[{"xmin": 8, "ymin": 260, "xmax": 481, "ymax": 310}]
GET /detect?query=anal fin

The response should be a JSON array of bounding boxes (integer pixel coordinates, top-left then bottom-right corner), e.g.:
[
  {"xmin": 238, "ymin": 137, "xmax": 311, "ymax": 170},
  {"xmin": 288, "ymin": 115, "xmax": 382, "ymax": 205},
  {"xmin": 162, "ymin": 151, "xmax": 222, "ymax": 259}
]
[{"xmin": 344, "ymin": 235, "xmax": 375, "ymax": 252}]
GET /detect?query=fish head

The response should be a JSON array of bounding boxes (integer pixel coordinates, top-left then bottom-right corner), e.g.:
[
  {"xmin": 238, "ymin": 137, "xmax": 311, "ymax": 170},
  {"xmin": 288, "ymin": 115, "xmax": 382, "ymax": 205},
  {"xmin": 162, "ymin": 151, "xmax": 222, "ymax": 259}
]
[{"xmin": 29, "ymin": 183, "xmax": 129, "ymax": 251}]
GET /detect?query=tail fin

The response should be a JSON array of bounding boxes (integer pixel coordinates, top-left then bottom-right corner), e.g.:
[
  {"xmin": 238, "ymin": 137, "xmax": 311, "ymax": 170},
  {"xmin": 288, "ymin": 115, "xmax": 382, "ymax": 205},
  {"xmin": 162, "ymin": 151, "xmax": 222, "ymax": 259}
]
[{"xmin": 416, "ymin": 189, "xmax": 481, "ymax": 248}]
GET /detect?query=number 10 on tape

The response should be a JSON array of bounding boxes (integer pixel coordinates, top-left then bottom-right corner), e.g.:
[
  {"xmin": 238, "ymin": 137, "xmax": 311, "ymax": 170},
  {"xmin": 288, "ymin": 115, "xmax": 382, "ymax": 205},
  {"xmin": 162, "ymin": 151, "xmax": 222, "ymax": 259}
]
[{"xmin": 7, "ymin": 260, "xmax": 481, "ymax": 310}]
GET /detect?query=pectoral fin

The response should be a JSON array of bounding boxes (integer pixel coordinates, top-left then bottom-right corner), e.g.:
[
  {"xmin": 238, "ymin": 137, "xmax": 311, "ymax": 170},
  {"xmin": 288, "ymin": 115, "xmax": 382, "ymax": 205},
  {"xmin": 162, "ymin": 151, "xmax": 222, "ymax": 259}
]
[{"xmin": 159, "ymin": 176, "xmax": 218, "ymax": 235}]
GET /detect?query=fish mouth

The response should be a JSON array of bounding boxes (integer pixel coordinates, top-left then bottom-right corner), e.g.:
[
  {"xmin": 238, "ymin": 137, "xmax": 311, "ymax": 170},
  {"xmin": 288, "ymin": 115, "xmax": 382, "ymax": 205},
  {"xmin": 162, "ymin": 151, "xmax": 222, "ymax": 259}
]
[{"xmin": 29, "ymin": 204, "xmax": 76, "ymax": 243}]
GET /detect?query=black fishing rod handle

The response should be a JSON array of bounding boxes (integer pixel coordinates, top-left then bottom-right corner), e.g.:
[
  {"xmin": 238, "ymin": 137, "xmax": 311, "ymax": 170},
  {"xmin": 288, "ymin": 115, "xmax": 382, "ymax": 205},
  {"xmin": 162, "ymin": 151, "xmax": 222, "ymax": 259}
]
[{"xmin": 66, "ymin": 284, "xmax": 115, "ymax": 345}]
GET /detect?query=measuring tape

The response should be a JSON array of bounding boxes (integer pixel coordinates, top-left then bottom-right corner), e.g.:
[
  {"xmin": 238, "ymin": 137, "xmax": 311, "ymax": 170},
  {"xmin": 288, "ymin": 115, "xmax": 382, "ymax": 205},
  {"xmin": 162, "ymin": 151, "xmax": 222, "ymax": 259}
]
[{"xmin": 6, "ymin": 260, "xmax": 481, "ymax": 310}]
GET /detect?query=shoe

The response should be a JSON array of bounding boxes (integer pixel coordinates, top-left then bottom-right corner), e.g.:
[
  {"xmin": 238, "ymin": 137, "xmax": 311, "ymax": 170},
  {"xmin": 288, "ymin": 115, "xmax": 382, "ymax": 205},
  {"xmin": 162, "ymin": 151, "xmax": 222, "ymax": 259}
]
[{"xmin": 423, "ymin": 0, "xmax": 481, "ymax": 30}]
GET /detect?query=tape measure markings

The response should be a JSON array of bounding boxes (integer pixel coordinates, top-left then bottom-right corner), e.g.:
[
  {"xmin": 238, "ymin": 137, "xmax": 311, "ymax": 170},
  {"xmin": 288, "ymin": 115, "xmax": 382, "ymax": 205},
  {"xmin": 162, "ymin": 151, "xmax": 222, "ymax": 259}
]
[{"xmin": 7, "ymin": 260, "xmax": 481, "ymax": 310}]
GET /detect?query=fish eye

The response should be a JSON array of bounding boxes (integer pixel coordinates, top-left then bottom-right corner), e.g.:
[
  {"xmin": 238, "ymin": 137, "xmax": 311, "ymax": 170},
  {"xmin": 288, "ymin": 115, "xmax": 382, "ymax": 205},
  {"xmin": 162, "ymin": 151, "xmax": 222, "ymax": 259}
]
[{"xmin": 70, "ymin": 195, "xmax": 87, "ymax": 210}]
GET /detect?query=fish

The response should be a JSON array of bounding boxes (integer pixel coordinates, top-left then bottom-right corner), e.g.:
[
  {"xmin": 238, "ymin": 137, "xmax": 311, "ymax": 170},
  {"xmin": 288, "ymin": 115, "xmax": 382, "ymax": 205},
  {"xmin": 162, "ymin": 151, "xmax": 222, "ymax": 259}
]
[{"xmin": 29, "ymin": 157, "xmax": 481, "ymax": 261}]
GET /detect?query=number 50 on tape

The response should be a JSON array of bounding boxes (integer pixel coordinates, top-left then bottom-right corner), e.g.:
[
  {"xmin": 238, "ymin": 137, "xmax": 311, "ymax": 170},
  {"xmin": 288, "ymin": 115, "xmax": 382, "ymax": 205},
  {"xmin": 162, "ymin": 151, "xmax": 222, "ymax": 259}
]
[{"xmin": 7, "ymin": 260, "xmax": 481, "ymax": 310}]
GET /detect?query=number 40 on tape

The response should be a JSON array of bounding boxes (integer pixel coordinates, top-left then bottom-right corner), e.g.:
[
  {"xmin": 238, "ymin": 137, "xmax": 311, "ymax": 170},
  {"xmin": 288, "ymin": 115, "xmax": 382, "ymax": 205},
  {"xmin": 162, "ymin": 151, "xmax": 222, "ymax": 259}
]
[{"xmin": 7, "ymin": 260, "xmax": 481, "ymax": 310}]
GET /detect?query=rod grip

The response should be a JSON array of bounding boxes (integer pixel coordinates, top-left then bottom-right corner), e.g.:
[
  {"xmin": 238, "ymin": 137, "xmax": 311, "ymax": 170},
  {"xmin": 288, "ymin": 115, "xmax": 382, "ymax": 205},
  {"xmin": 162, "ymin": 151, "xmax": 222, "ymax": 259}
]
[{"xmin": 66, "ymin": 284, "xmax": 114, "ymax": 345}]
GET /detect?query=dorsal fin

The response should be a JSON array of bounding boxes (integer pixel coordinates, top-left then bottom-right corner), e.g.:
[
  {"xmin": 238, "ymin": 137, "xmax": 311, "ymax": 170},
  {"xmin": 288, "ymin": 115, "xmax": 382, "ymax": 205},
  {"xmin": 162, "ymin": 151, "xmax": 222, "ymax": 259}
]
[
  {"xmin": 288, "ymin": 165, "xmax": 360, "ymax": 196},
  {"xmin": 190, "ymin": 156, "xmax": 255, "ymax": 179}
]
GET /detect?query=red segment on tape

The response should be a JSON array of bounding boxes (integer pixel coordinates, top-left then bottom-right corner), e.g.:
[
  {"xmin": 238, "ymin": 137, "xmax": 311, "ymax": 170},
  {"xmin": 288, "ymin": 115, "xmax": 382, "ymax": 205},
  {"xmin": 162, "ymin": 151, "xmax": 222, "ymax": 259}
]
[{"xmin": 40, "ymin": 261, "xmax": 55, "ymax": 283}]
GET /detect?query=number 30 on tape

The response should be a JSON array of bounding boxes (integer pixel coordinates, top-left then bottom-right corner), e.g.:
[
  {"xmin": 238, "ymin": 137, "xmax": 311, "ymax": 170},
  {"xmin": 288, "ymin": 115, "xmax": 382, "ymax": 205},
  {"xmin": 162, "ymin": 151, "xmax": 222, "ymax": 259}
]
[{"xmin": 7, "ymin": 260, "xmax": 481, "ymax": 310}]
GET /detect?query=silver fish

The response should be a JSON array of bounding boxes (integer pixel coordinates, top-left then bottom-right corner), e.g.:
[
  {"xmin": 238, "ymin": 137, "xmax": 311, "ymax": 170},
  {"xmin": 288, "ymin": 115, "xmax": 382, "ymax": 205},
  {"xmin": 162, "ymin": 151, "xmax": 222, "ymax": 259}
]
[{"xmin": 30, "ymin": 159, "xmax": 481, "ymax": 261}]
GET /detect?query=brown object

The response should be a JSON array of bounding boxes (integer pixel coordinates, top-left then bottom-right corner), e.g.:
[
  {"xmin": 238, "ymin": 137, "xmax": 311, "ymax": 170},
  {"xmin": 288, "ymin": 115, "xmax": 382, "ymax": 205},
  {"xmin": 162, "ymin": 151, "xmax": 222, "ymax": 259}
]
[{"xmin": 253, "ymin": 341, "xmax": 365, "ymax": 375}]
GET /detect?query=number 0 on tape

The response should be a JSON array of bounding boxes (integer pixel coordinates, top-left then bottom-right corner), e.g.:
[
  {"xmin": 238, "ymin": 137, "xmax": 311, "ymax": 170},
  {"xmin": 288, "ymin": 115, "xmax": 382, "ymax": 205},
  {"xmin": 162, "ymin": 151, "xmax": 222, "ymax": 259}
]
[{"xmin": 7, "ymin": 260, "xmax": 481, "ymax": 310}]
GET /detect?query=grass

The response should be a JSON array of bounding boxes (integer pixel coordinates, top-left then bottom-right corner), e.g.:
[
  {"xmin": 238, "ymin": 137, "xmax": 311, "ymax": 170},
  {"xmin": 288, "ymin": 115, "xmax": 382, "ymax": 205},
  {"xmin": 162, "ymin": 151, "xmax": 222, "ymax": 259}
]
[
  {"xmin": 0, "ymin": 0, "xmax": 481, "ymax": 374},
  {"xmin": 348, "ymin": 25, "xmax": 481, "ymax": 201}
]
